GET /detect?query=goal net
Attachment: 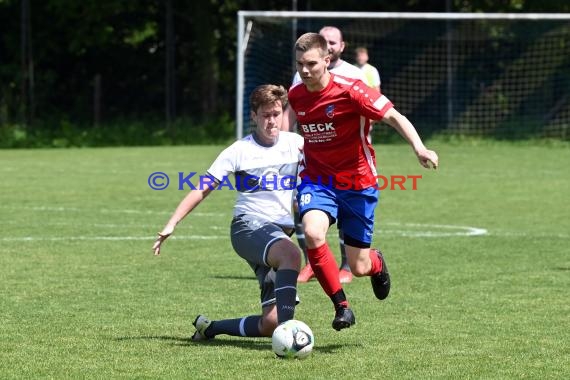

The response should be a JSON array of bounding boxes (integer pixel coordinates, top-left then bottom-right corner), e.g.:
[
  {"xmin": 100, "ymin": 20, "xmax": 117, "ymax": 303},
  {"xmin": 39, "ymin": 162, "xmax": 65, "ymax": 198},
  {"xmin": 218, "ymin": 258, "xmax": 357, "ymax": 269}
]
[{"xmin": 236, "ymin": 11, "xmax": 570, "ymax": 140}]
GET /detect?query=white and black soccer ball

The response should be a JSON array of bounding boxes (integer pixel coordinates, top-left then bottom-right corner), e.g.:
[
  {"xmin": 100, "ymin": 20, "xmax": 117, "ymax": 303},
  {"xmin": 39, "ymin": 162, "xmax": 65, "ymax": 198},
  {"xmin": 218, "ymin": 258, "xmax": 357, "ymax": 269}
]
[{"xmin": 271, "ymin": 319, "xmax": 314, "ymax": 359}]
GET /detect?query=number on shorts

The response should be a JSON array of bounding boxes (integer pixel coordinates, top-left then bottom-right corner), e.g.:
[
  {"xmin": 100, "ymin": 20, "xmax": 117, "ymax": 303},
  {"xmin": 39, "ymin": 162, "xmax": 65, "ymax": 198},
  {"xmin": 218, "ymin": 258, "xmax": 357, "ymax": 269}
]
[{"xmin": 299, "ymin": 193, "xmax": 311, "ymax": 206}]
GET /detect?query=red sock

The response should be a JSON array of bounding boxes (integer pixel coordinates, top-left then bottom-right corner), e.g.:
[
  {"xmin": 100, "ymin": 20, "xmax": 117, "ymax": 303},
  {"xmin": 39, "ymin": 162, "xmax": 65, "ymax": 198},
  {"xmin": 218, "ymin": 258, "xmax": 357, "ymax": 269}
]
[
  {"xmin": 307, "ymin": 243, "xmax": 342, "ymax": 297},
  {"xmin": 367, "ymin": 249, "xmax": 383, "ymax": 276}
]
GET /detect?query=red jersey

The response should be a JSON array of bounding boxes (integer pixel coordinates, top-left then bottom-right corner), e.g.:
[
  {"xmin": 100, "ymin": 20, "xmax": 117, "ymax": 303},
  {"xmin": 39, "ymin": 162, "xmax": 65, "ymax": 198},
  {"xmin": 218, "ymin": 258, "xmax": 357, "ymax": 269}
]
[{"xmin": 288, "ymin": 73, "xmax": 393, "ymax": 190}]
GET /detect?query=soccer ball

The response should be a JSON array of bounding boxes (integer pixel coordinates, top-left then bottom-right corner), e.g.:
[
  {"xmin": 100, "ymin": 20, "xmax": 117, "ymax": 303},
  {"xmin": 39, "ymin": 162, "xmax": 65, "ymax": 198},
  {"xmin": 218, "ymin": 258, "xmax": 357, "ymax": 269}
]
[{"xmin": 271, "ymin": 319, "xmax": 314, "ymax": 359}]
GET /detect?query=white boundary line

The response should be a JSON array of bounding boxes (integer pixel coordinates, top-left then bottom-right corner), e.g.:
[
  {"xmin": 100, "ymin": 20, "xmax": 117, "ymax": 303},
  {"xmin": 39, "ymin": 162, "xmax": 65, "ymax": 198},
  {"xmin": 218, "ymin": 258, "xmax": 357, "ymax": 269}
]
[
  {"xmin": 7, "ymin": 205, "xmax": 568, "ymax": 241},
  {"xmin": 0, "ymin": 222, "xmax": 489, "ymax": 241},
  {"xmin": 0, "ymin": 236, "xmax": 223, "ymax": 242},
  {"xmin": 3, "ymin": 228, "xmax": 570, "ymax": 242},
  {"xmin": 380, "ymin": 222, "xmax": 488, "ymax": 237},
  {"xmin": 0, "ymin": 205, "xmax": 225, "ymax": 217}
]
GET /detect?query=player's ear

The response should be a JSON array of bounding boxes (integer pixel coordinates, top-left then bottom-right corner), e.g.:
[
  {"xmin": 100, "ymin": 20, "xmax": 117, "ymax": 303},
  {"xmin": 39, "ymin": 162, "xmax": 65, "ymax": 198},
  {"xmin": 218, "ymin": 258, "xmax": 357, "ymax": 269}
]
[{"xmin": 250, "ymin": 110, "xmax": 256, "ymax": 121}]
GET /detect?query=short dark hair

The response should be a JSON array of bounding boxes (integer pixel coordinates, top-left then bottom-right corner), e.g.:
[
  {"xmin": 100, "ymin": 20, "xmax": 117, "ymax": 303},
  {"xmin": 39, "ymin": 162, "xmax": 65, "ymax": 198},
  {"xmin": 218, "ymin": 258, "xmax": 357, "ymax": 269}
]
[{"xmin": 355, "ymin": 47, "xmax": 368, "ymax": 54}]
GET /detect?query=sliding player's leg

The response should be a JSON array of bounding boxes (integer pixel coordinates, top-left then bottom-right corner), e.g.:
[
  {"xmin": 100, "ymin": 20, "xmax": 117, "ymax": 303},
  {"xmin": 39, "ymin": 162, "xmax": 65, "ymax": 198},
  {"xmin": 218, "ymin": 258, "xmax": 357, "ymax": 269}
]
[
  {"xmin": 266, "ymin": 238, "xmax": 301, "ymax": 323},
  {"xmin": 192, "ymin": 265, "xmax": 299, "ymax": 340},
  {"xmin": 192, "ymin": 304, "xmax": 278, "ymax": 340},
  {"xmin": 192, "ymin": 215, "xmax": 301, "ymax": 340}
]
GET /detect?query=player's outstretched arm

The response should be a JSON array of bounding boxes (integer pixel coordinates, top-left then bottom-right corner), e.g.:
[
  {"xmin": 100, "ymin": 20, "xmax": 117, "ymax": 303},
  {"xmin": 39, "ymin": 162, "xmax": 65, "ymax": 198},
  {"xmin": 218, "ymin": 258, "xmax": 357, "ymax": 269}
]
[
  {"xmin": 381, "ymin": 108, "xmax": 439, "ymax": 169},
  {"xmin": 152, "ymin": 186, "xmax": 215, "ymax": 256}
]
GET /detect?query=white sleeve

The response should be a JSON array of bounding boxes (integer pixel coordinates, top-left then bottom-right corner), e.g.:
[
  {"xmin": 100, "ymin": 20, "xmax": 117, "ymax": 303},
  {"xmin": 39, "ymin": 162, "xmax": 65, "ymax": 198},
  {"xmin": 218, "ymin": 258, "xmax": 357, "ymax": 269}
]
[
  {"xmin": 295, "ymin": 133, "xmax": 304, "ymax": 147},
  {"xmin": 357, "ymin": 68, "xmax": 367, "ymax": 83},
  {"xmin": 339, "ymin": 62, "xmax": 367, "ymax": 83},
  {"xmin": 206, "ymin": 144, "xmax": 238, "ymax": 182}
]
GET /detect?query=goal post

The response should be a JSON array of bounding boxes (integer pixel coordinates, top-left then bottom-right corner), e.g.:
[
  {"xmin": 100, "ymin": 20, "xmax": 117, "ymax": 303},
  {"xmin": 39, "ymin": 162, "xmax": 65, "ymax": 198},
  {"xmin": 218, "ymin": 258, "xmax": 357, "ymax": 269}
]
[{"xmin": 236, "ymin": 11, "xmax": 570, "ymax": 140}]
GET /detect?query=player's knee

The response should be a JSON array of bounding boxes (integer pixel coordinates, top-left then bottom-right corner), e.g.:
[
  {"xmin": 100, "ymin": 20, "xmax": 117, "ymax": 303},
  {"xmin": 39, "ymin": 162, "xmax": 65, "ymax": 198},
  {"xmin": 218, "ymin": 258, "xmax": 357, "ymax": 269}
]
[
  {"xmin": 260, "ymin": 315, "xmax": 279, "ymax": 337},
  {"xmin": 283, "ymin": 246, "xmax": 301, "ymax": 270},
  {"xmin": 268, "ymin": 241, "xmax": 302, "ymax": 271},
  {"xmin": 302, "ymin": 225, "xmax": 327, "ymax": 246}
]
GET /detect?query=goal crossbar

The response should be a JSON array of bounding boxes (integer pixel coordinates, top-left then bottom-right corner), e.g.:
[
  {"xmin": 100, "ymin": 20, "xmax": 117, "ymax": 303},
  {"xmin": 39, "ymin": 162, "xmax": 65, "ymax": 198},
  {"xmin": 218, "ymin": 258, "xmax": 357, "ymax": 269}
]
[{"xmin": 238, "ymin": 11, "xmax": 570, "ymax": 21}]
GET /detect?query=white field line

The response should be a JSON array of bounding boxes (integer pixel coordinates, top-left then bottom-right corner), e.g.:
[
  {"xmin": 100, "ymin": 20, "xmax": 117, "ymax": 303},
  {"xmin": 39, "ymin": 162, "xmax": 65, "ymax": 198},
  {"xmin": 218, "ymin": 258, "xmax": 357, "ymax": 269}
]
[
  {"xmin": 0, "ymin": 235, "xmax": 223, "ymax": 242},
  {"xmin": 380, "ymin": 222, "xmax": 488, "ymax": 237},
  {"xmin": 1, "ymin": 222, "xmax": 489, "ymax": 241},
  {"xmin": 486, "ymin": 231, "xmax": 570, "ymax": 239},
  {"xmin": 0, "ymin": 221, "xmax": 228, "ymax": 230},
  {"xmin": 0, "ymin": 205, "xmax": 225, "ymax": 217},
  {"xmin": 5, "ymin": 230, "xmax": 570, "ymax": 242},
  {"xmin": 5, "ymin": 228, "xmax": 569, "ymax": 242},
  {"xmin": 14, "ymin": 205, "xmax": 570, "ymax": 241}
]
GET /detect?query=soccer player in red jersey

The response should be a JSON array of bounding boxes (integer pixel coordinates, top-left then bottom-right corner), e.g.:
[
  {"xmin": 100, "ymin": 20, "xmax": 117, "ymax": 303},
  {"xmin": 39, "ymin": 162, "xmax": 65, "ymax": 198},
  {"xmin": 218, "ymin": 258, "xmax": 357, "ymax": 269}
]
[
  {"xmin": 288, "ymin": 33, "xmax": 439, "ymax": 330},
  {"xmin": 288, "ymin": 26, "xmax": 367, "ymax": 285}
]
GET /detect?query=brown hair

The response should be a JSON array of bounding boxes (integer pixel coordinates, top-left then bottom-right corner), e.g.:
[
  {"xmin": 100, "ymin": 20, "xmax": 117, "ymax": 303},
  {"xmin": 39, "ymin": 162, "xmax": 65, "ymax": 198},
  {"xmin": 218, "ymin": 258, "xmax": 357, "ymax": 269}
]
[
  {"xmin": 294, "ymin": 32, "xmax": 328, "ymax": 57},
  {"xmin": 355, "ymin": 47, "xmax": 368, "ymax": 54},
  {"xmin": 249, "ymin": 84, "xmax": 288, "ymax": 113}
]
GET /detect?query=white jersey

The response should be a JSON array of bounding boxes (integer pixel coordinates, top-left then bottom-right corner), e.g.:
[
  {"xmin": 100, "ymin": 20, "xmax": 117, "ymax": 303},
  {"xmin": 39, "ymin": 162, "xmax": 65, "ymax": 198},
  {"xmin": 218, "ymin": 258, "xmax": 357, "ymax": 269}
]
[
  {"xmin": 206, "ymin": 131, "xmax": 303, "ymax": 227},
  {"xmin": 292, "ymin": 60, "xmax": 366, "ymax": 85}
]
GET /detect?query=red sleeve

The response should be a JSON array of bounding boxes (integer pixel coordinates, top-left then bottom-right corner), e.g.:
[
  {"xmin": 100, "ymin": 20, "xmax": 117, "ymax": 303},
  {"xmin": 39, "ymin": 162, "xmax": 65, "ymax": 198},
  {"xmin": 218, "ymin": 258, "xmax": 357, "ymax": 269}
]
[{"xmin": 349, "ymin": 80, "xmax": 393, "ymax": 121}]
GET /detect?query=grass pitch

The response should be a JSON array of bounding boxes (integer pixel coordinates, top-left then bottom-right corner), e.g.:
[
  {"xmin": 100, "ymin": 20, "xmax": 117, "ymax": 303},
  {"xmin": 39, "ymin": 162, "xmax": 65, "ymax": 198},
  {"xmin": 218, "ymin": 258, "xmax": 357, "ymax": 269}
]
[{"xmin": 0, "ymin": 142, "xmax": 569, "ymax": 379}]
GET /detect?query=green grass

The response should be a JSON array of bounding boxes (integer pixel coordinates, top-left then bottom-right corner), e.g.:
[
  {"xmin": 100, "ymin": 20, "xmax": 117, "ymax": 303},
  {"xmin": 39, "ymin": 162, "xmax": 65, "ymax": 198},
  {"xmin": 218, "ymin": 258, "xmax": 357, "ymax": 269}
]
[{"xmin": 0, "ymin": 142, "xmax": 569, "ymax": 379}]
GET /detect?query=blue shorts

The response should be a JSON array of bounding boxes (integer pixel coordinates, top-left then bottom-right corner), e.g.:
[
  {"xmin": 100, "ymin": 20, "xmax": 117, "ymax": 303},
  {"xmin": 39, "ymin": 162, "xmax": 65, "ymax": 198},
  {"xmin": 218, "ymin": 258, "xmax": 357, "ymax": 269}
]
[{"xmin": 296, "ymin": 181, "xmax": 378, "ymax": 245}]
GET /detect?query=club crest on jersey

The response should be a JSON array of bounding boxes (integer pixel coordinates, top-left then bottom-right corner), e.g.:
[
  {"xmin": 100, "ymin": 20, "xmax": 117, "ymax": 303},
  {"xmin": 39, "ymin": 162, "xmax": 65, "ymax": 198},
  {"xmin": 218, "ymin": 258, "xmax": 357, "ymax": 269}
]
[{"xmin": 325, "ymin": 104, "xmax": 335, "ymax": 118}]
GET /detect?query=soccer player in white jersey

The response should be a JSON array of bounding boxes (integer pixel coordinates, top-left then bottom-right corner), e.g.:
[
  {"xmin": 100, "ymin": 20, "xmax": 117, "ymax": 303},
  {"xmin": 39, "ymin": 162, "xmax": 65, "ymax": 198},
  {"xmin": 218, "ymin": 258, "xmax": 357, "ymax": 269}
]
[
  {"xmin": 152, "ymin": 84, "xmax": 304, "ymax": 340},
  {"xmin": 285, "ymin": 26, "xmax": 368, "ymax": 285},
  {"xmin": 289, "ymin": 33, "xmax": 438, "ymax": 330}
]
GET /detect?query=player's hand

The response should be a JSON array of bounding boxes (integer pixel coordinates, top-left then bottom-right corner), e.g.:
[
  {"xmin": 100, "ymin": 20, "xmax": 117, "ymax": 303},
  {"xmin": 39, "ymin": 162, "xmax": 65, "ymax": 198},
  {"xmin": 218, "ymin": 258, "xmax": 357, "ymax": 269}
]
[
  {"xmin": 152, "ymin": 225, "xmax": 174, "ymax": 256},
  {"xmin": 416, "ymin": 148, "xmax": 439, "ymax": 169}
]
